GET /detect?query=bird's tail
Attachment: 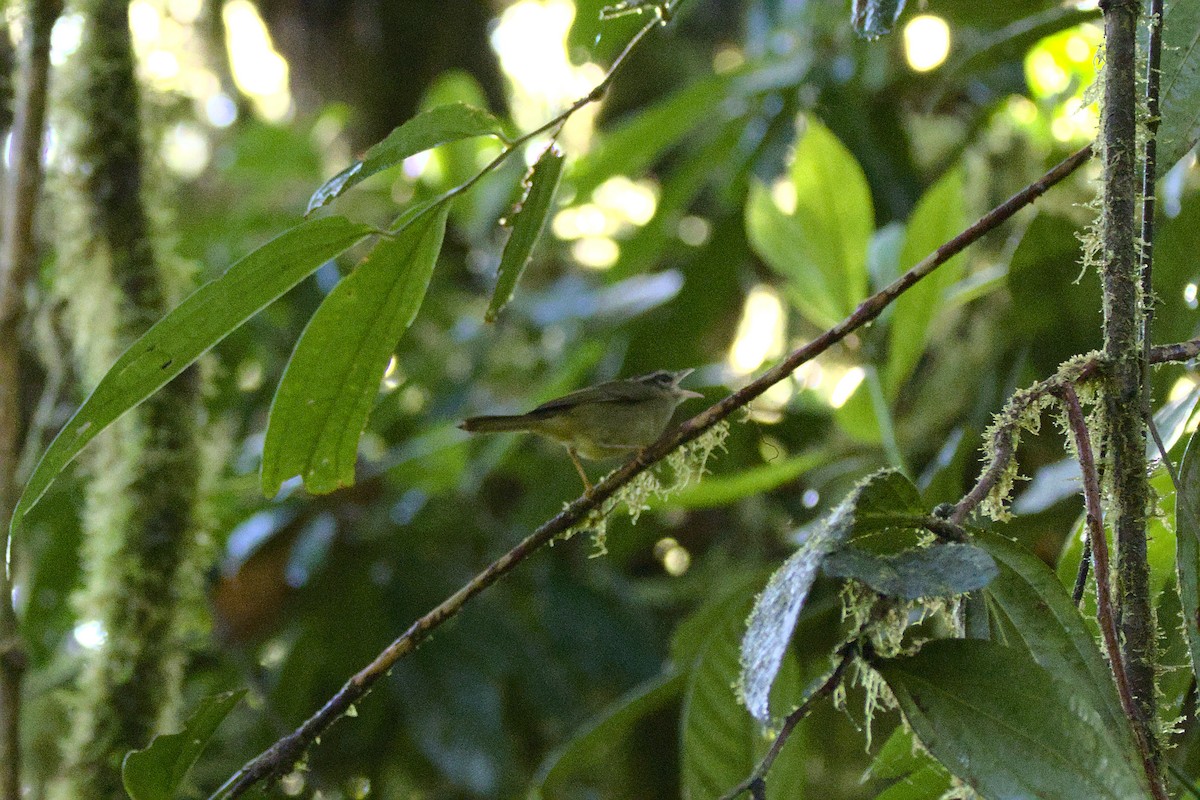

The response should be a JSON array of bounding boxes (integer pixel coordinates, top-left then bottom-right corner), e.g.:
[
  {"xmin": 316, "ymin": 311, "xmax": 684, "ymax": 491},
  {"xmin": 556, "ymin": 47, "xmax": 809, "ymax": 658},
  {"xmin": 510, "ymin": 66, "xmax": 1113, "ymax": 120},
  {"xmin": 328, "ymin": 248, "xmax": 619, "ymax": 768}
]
[{"xmin": 458, "ymin": 414, "xmax": 536, "ymax": 434}]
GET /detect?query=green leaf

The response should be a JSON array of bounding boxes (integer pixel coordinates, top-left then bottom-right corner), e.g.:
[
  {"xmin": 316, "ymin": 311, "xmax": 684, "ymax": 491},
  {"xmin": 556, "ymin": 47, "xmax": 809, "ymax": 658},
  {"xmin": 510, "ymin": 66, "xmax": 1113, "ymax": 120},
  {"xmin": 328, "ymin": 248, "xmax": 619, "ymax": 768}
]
[
  {"xmin": 1176, "ymin": 427, "xmax": 1200, "ymax": 685},
  {"xmin": 977, "ymin": 530, "xmax": 1136, "ymax": 747},
  {"xmin": 740, "ymin": 470, "xmax": 921, "ymax": 721},
  {"xmin": 530, "ymin": 672, "xmax": 685, "ymax": 799},
  {"xmin": 660, "ymin": 450, "xmax": 829, "ymax": 509},
  {"xmin": 683, "ymin": 595, "xmax": 805, "ymax": 800},
  {"xmin": 877, "ymin": 639, "xmax": 1151, "ymax": 800},
  {"xmin": 1158, "ymin": 0, "xmax": 1200, "ymax": 175},
  {"xmin": 822, "ymin": 543, "xmax": 997, "ymax": 600},
  {"xmin": 486, "ymin": 146, "xmax": 565, "ymax": 322},
  {"xmin": 122, "ymin": 690, "xmax": 246, "ymax": 800},
  {"xmin": 261, "ymin": 205, "xmax": 450, "ymax": 496},
  {"xmin": 746, "ymin": 117, "xmax": 872, "ymax": 329},
  {"xmin": 12, "ymin": 217, "xmax": 373, "ymax": 533},
  {"xmin": 852, "ymin": 0, "xmax": 907, "ymax": 38},
  {"xmin": 866, "ymin": 727, "xmax": 951, "ymax": 800},
  {"xmin": 886, "ymin": 168, "xmax": 966, "ymax": 396},
  {"xmin": 306, "ymin": 103, "xmax": 507, "ymax": 214}
]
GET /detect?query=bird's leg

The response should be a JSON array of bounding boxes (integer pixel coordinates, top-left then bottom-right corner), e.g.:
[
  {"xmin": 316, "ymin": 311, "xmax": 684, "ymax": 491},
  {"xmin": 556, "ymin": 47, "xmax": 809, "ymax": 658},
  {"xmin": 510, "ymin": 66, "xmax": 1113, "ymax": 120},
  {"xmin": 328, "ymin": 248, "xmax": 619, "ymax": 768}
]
[{"xmin": 568, "ymin": 448, "xmax": 593, "ymax": 493}]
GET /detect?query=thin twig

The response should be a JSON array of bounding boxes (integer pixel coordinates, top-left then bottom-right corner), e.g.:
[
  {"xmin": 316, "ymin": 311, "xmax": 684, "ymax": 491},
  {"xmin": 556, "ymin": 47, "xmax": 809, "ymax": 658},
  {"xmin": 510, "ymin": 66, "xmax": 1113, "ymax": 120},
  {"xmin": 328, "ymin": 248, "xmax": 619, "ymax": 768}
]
[
  {"xmin": 209, "ymin": 144, "xmax": 1096, "ymax": 798},
  {"xmin": 387, "ymin": 5, "xmax": 669, "ymax": 234},
  {"xmin": 1072, "ymin": 533, "xmax": 1093, "ymax": 607},
  {"xmin": 1058, "ymin": 383, "xmax": 1167, "ymax": 799},
  {"xmin": 717, "ymin": 645, "xmax": 856, "ymax": 800},
  {"xmin": 949, "ymin": 338, "xmax": 1200, "ymax": 526},
  {"xmin": 1138, "ymin": 0, "xmax": 1163, "ymax": 428},
  {"xmin": 0, "ymin": 3, "xmax": 62, "ymax": 799}
]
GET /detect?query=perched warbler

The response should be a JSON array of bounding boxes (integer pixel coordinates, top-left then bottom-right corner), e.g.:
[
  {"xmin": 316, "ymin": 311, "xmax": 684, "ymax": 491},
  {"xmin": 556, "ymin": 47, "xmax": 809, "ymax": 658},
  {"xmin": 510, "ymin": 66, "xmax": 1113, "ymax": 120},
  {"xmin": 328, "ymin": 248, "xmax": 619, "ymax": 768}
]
[{"xmin": 459, "ymin": 369, "xmax": 703, "ymax": 490}]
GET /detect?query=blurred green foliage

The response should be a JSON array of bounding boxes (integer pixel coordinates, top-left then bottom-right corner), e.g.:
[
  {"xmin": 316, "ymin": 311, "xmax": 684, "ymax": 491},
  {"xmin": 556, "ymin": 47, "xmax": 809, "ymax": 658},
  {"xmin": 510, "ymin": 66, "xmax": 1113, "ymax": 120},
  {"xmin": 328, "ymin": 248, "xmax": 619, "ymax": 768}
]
[{"xmin": 14, "ymin": 0, "xmax": 1200, "ymax": 798}]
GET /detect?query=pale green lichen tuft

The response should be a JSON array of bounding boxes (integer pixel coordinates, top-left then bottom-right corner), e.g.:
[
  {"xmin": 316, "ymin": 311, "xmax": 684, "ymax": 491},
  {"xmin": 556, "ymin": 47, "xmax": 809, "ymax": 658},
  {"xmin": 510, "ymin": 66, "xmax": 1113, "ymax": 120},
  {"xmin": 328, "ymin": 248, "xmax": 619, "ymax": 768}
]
[{"xmin": 564, "ymin": 421, "xmax": 731, "ymax": 555}]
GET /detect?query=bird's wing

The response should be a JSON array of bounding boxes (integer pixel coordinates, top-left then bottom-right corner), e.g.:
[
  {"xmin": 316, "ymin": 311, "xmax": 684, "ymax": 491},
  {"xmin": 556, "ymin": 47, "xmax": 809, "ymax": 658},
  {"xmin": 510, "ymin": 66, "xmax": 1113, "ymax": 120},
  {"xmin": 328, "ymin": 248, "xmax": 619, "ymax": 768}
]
[{"xmin": 528, "ymin": 379, "xmax": 653, "ymax": 415}]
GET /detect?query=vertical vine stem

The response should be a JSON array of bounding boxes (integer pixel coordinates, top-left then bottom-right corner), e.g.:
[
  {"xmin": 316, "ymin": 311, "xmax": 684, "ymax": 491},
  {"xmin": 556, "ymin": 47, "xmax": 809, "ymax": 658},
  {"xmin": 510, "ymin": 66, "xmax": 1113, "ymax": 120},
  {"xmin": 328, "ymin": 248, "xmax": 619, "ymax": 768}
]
[
  {"xmin": 1057, "ymin": 385, "xmax": 1167, "ymax": 798},
  {"xmin": 0, "ymin": 2, "xmax": 62, "ymax": 798},
  {"xmin": 1098, "ymin": 0, "xmax": 1157, "ymax": 761}
]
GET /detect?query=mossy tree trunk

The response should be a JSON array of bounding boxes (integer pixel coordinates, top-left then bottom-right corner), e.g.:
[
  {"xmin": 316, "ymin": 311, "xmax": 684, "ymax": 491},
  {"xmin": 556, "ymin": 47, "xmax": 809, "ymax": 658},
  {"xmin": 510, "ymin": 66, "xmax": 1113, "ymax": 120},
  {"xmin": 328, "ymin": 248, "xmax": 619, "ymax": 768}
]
[{"xmin": 47, "ymin": 0, "xmax": 212, "ymax": 796}]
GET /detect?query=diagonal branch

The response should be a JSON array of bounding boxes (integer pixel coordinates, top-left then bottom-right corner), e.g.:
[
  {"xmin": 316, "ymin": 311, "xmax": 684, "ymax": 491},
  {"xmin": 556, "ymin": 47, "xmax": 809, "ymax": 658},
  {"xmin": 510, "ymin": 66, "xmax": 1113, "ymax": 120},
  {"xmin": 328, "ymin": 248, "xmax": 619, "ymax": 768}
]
[
  {"xmin": 716, "ymin": 644, "xmax": 856, "ymax": 800},
  {"xmin": 209, "ymin": 144, "xmax": 1094, "ymax": 798}
]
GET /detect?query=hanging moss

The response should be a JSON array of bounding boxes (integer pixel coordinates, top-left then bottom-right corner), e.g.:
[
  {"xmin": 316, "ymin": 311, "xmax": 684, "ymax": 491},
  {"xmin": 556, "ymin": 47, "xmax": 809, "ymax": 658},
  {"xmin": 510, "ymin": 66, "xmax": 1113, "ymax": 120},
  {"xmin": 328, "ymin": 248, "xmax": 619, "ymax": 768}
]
[{"xmin": 46, "ymin": 0, "xmax": 215, "ymax": 796}]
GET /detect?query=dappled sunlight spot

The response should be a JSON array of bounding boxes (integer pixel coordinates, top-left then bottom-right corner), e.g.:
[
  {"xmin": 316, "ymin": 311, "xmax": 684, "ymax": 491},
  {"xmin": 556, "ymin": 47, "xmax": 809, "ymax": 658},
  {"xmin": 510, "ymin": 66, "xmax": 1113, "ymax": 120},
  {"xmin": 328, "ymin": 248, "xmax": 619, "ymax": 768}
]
[
  {"xmin": 713, "ymin": 45, "xmax": 744, "ymax": 74},
  {"xmin": 677, "ymin": 215, "xmax": 710, "ymax": 246},
  {"xmin": 236, "ymin": 360, "xmax": 264, "ymax": 392},
  {"xmin": 1027, "ymin": 49, "xmax": 1070, "ymax": 95},
  {"xmin": 793, "ymin": 359, "xmax": 822, "ymax": 391},
  {"xmin": 903, "ymin": 15, "xmax": 950, "ymax": 73},
  {"xmin": 594, "ymin": 175, "xmax": 658, "ymax": 226},
  {"xmin": 1185, "ymin": 283, "xmax": 1198, "ymax": 310},
  {"xmin": 161, "ymin": 120, "xmax": 210, "ymax": 178},
  {"xmin": 655, "ymin": 537, "xmax": 691, "ymax": 576},
  {"xmin": 168, "ymin": 0, "xmax": 203, "ymax": 24},
  {"xmin": 490, "ymin": 0, "xmax": 601, "ymax": 149},
  {"xmin": 771, "ymin": 177, "xmax": 796, "ymax": 215},
  {"xmin": 223, "ymin": 0, "xmax": 293, "ymax": 122},
  {"xmin": 829, "ymin": 366, "xmax": 865, "ymax": 409},
  {"xmin": 553, "ymin": 203, "xmax": 613, "ymax": 238},
  {"xmin": 1170, "ymin": 375, "xmax": 1198, "ymax": 403},
  {"xmin": 73, "ymin": 620, "xmax": 107, "ymax": 650},
  {"xmin": 381, "ymin": 356, "xmax": 404, "ymax": 392},
  {"xmin": 802, "ymin": 488, "xmax": 820, "ymax": 508},
  {"xmin": 729, "ymin": 285, "xmax": 786, "ymax": 375},
  {"xmin": 129, "ymin": 0, "xmax": 161, "ymax": 45},
  {"xmin": 1006, "ymin": 96, "xmax": 1039, "ymax": 125},
  {"xmin": 49, "ymin": 13, "xmax": 84, "ymax": 66},
  {"xmin": 571, "ymin": 236, "xmax": 620, "ymax": 269}
]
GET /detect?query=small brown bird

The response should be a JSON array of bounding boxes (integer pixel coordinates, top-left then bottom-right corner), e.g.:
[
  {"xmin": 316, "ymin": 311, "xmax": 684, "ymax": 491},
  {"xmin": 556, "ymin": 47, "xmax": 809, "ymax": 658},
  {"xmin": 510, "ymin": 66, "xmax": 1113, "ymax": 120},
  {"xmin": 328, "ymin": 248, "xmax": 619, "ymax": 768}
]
[{"xmin": 459, "ymin": 369, "xmax": 703, "ymax": 490}]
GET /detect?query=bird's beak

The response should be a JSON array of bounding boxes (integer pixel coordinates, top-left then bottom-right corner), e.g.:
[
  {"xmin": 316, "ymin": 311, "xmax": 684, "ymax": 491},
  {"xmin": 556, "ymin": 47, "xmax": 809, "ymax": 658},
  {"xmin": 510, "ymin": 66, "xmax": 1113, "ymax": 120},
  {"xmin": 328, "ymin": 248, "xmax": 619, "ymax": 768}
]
[{"xmin": 672, "ymin": 368, "xmax": 701, "ymax": 398}]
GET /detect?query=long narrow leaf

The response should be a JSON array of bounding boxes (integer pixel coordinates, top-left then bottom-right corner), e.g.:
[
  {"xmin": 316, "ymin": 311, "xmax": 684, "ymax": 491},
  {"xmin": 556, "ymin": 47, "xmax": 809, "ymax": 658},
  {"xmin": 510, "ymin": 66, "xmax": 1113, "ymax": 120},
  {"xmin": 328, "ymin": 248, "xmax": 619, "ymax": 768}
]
[
  {"xmin": 12, "ymin": 217, "xmax": 374, "ymax": 533},
  {"xmin": 262, "ymin": 205, "xmax": 450, "ymax": 496},
  {"xmin": 307, "ymin": 103, "xmax": 507, "ymax": 214},
  {"xmin": 486, "ymin": 146, "xmax": 564, "ymax": 322}
]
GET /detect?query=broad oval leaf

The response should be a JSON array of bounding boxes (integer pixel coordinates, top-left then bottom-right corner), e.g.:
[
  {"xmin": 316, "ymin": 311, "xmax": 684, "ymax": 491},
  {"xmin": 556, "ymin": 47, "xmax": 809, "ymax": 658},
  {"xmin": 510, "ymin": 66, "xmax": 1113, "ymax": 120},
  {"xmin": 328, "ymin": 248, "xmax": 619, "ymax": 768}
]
[
  {"xmin": 740, "ymin": 469, "xmax": 921, "ymax": 721},
  {"xmin": 486, "ymin": 146, "xmax": 565, "ymax": 322},
  {"xmin": 885, "ymin": 167, "xmax": 966, "ymax": 397},
  {"xmin": 122, "ymin": 690, "xmax": 246, "ymax": 800},
  {"xmin": 746, "ymin": 117, "xmax": 873, "ymax": 329},
  {"xmin": 977, "ymin": 530, "xmax": 1139, "ymax": 755},
  {"xmin": 12, "ymin": 217, "xmax": 374, "ymax": 533},
  {"xmin": 306, "ymin": 103, "xmax": 507, "ymax": 214},
  {"xmin": 852, "ymin": 0, "xmax": 907, "ymax": 38},
  {"xmin": 1158, "ymin": 0, "xmax": 1200, "ymax": 174},
  {"xmin": 877, "ymin": 639, "xmax": 1152, "ymax": 800},
  {"xmin": 822, "ymin": 543, "xmax": 997, "ymax": 600},
  {"xmin": 262, "ymin": 204, "xmax": 450, "ymax": 496},
  {"xmin": 1176, "ymin": 427, "xmax": 1200, "ymax": 684}
]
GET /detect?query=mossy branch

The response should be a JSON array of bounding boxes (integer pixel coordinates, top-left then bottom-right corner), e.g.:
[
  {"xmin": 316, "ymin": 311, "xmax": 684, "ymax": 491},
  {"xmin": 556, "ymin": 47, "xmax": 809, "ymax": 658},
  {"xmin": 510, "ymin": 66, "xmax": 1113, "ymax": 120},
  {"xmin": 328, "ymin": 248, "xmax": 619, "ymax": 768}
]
[
  {"xmin": 0, "ymin": 3, "xmax": 62, "ymax": 799},
  {"xmin": 1099, "ymin": 0, "xmax": 1158, "ymax": 765}
]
